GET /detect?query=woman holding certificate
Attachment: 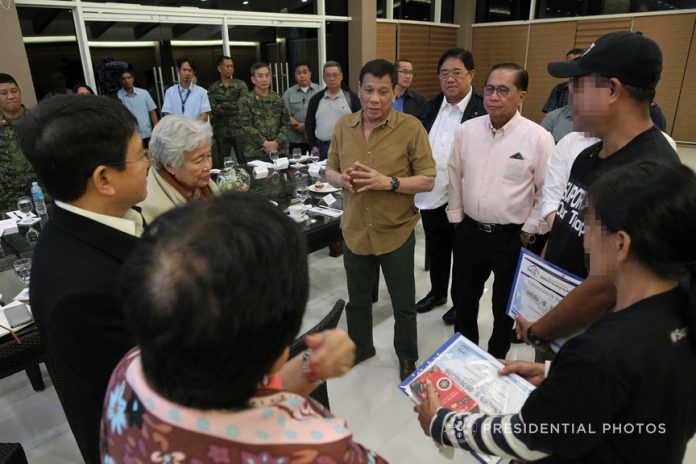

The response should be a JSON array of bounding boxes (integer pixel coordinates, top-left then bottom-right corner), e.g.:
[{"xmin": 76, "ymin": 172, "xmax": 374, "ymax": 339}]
[{"xmin": 415, "ymin": 160, "xmax": 696, "ymax": 463}]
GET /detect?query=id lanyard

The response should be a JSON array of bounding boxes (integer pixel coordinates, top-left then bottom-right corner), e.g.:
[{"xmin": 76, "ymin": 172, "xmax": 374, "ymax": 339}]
[{"xmin": 178, "ymin": 84, "xmax": 191, "ymax": 113}]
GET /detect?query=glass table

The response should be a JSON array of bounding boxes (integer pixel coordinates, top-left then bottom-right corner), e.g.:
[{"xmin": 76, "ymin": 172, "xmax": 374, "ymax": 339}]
[{"xmin": 223, "ymin": 163, "xmax": 343, "ymax": 254}]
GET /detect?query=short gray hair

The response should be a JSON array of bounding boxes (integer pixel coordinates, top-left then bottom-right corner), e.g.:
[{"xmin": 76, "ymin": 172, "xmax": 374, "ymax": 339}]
[
  {"xmin": 148, "ymin": 115, "xmax": 213, "ymax": 170},
  {"xmin": 323, "ymin": 61, "xmax": 342, "ymax": 73}
]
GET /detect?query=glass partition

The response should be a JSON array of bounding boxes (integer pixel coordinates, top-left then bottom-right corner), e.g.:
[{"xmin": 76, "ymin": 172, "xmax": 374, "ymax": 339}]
[{"xmin": 17, "ymin": 6, "xmax": 84, "ymax": 100}]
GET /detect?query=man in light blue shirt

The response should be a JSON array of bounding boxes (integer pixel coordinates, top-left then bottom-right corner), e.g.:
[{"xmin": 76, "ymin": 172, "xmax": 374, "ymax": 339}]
[
  {"xmin": 161, "ymin": 58, "xmax": 211, "ymax": 121},
  {"xmin": 117, "ymin": 69, "xmax": 159, "ymax": 146}
]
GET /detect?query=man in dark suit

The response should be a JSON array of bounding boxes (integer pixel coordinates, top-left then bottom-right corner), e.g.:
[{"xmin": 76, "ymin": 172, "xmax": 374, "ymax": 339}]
[
  {"xmin": 414, "ymin": 48, "xmax": 486, "ymax": 323},
  {"xmin": 20, "ymin": 95, "xmax": 357, "ymax": 463},
  {"xmin": 392, "ymin": 58, "xmax": 426, "ymax": 116},
  {"xmin": 20, "ymin": 95, "xmax": 149, "ymax": 464}
]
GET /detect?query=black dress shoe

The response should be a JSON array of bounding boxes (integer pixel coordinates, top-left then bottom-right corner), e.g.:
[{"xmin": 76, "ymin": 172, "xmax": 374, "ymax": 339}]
[
  {"xmin": 398, "ymin": 358, "xmax": 417, "ymax": 381},
  {"xmin": 442, "ymin": 307, "xmax": 456, "ymax": 325},
  {"xmin": 354, "ymin": 347, "xmax": 376, "ymax": 366},
  {"xmin": 415, "ymin": 294, "xmax": 447, "ymax": 313}
]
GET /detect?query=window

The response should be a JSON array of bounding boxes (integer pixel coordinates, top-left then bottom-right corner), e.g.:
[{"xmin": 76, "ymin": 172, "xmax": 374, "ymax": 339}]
[
  {"xmin": 476, "ymin": 0, "xmax": 531, "ymax": 23},
  {"xmin": 441, "ymin": 0, "xmax": 455, "ymax": 23},
  {"xmin": 395, "ymin": 0, "xmax": 434, "ymax": 22},
  {"xmin": 325, "ymin": 0, "xmax": 348, "ymax": 16},
  {"xmin": 85, "ymin": 0, "xmax": 317, "ymax": 15},
  {"xmin": 536, "ymin": 0, "xmax": 687, "ymax": 19}
]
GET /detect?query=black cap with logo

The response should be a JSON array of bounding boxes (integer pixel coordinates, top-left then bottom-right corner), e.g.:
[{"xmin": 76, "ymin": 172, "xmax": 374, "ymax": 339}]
[{"xmin": 547, "ymin": 31, "xmax": 662, "ymax": 89}]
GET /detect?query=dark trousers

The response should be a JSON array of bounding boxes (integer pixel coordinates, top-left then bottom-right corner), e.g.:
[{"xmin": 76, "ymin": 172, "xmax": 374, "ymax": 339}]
[
  {"xmin": 343, "ymin": 232, "xmax": 418, "ymax": 361},
  {"xmin": 318, "ymin": 141, "xmax": 331, "ymax": 161},
  {"xmin": 421, "ymin": 204, "xmax": 455, "ymax": 300},
  {"xmin": 452, "ymin": 222, "xmax": 522, "ymax": 359},
  {"xmin": 212, "ymin": 135, "xmax": 239, "ymax": 169},
  {"xmin": 289, "ymin": 142, "xmax": 310, "ymax": 155}
]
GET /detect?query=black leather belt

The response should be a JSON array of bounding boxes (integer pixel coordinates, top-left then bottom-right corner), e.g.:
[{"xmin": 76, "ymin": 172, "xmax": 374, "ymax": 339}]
[
  {"xmin": 318, "ymin": 140, "xmax": 331, "ymax": 145},
  {"xmin": 464, "ymin": 216, "xmax": 522, "ymax": 233}
]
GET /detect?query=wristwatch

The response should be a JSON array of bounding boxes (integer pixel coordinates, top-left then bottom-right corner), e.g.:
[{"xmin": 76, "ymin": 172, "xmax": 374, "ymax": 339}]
[
  {"xmin": 390, "ymin": 176, "xmax": 400, "ymax": 192},
  {"xmin": 526, "ymin": 325, "xmax": 548, "ymax": 347}
]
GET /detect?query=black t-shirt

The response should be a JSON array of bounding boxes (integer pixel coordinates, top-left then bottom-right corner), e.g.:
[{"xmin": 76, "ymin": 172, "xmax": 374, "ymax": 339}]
[
  {"xmin": 521, "ymin": 288, "xmax": 696, "ymax": 463},
  {"xmin": 544, "ymin": 126, "xmax": 679, "ymax": 277}
]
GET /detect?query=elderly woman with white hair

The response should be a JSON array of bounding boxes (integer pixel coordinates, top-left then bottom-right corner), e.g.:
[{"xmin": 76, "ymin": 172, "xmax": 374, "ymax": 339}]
[{"xmin": 139, "ymin": 115, "xmax": 220, "ymax": 223}]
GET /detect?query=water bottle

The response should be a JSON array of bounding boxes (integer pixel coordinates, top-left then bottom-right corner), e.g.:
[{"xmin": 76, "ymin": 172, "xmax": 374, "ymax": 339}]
[{"xmin": 31, "ymin": 181, "xmax": 48, "ymax": 224}]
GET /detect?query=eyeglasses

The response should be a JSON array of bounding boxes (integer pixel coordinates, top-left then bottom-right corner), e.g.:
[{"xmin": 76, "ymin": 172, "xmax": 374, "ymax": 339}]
[
  {"xmin": 483, "ymin": 85, "xmax": 512, "ymax": 97},
  {"xmin": 323, "ymin": 73, "xmax": 341, "ymax": 79},
  {"xmin": 438, "ymin": 69, "xmax": 469, "ymax": 81},
  {"xmin": 398, "ymin": 70, "xmax": 414, "ymax": 76},
  {"xmin": 105, "ymin": 151, "xmax": 151, "ymax": 167}
]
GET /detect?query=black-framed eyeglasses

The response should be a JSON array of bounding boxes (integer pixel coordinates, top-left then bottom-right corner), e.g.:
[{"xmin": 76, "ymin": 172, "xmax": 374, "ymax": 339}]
[
  {"xmin": 323, "ymin": 73, "xmax": 341, "ymax": 79},
  {"xmin": 105, "ymin": 151, "xmax": 151, "ymax": 167},
  {"xmin": 483, "ymin": 85, "xmax": 511, "ymax": 97}
]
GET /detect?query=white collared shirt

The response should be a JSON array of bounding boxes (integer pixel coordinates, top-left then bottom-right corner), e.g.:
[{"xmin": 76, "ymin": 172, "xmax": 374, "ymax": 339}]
[
  {"xmin": 415, "ymin": 89, "xmax": 472, "ymax": 210},
  {"xmin": 55, "ymin": 200, "xmax": 144, "ymax": 237}
]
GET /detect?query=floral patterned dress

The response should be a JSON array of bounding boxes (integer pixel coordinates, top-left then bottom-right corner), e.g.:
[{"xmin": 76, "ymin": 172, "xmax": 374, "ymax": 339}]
[{"xmin": 100, "ymin": 349, "xmax": 387, "ymax": 464}]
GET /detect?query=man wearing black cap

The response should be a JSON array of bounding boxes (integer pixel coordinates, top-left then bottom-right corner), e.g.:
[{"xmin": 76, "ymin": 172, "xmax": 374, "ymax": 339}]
[{"xmin": 518, "ymin": 31, "xmax": 681, "ymax": 348}]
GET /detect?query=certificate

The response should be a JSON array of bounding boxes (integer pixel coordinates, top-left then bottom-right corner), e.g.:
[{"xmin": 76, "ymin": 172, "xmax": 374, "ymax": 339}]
[
  {"xmin": 399, "ymin": 334, "xmax": 535, "ymax": 463},
  {"xmin": 506, "ymin": 249, "xmax": 584, "ymax": 350}
]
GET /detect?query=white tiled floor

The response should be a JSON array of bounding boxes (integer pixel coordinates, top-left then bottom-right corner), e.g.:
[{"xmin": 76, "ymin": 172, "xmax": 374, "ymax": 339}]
[{"xmin": 2, "ymin": 142, "xmax": 696, "ymax": 462}]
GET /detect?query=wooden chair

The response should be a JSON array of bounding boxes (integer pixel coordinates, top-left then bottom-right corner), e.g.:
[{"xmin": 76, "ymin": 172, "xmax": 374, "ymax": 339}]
[{"xmin": 289, "ymin": 299, "xmax": 345, "ymax": 409}]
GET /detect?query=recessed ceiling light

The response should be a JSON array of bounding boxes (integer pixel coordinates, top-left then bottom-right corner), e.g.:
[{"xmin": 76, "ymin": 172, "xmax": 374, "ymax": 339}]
[{"xmin": 243, "ymin": 0, "xmax": 249, "ymax": 4}]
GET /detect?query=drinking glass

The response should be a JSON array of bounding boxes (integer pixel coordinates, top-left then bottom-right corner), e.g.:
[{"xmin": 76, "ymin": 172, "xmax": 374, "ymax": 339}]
[
  {"xmin": 269, "ymin": 150, "xmax": 279, "ymax": 168},
  {"xmin": 295, "ymin": 184, "xmax": 309, "ymax": 213},
  {"xmin": 17, "ymin": 197, "xmax": 32, "ymax": 214},
  {"xmin": 292, "ymin": 148, "xmax": 302, "ymax": 164},
  {"xmin": 310, "ymin": 151, "xmax": 320, "ymax": 164},
  {"xmin": 12, "ymin": 258, "xmax": 32, "ymax": 285}
]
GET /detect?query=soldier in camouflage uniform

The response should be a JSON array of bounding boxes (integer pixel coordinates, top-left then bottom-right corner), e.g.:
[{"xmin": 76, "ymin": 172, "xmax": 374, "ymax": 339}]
[
  {"xmin": 0, "ymin": 74, "xmax": 38, "ymax": 213},
  {"xmin": 238, "ymin": 62, "xmax": 289, "ymax": 162},
  {"xmin": 207, "ymin": 56, "xmax": 249, "ymax": 168}
]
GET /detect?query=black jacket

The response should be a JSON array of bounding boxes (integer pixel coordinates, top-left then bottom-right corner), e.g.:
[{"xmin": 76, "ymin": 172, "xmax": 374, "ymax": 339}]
[
  {"xmin": 304, "ymin": 87, "xmax": 361, "ymax": 147},
  {"xmin": 400, "ymin": 88, "xmax": 427, "ymax": 116},
  {"xmin": 30, "ymin": 206, "xmax": 139, "ymax": 464},
  {"xmin": 417, "ymin": 91, "xmax": 486, "ymax": 132}
]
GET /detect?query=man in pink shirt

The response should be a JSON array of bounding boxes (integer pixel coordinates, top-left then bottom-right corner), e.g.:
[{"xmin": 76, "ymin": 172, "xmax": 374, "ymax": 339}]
[{"xmin": 447, "ymin": 63, "xmax": 554, "ymax": 358}]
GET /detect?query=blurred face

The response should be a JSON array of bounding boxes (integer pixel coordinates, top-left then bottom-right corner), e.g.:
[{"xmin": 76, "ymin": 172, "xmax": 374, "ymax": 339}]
[
  {"xmin": 0, "ymin": 82, "xmax": 22, "ymax": 115},
  {"xmin": 569, "ymin": 74, "xmax": 612, "ymax": 136},
  {"xmin": 483, "ymin": 68, "xmax": 526, "ymax": 127},
  {"xmin": 323, "ymin": 66, "xmax": 343, "ymax": 92},
  {"xmin": 438, "ymin": 57, "xmax": 474, "ymax": 103},
  {"xmin": 583, "ymin": 206, "xmax": 618, "ymax": 280},
  {"xmin": 359, "ymin": 73, "xmax": 395, "ymax": 124},
  {"xmin": 121, "ymin": 72, "xmax": 134, "ymax": 91},
  {"xmin": 295, "ymin": 65, "xmax": 311, "ymax": 87},
  {"xmin": 178, "ymin": 62, "xmax": 194, "ymax": 86},
  {"xmin": 251, "ymin": 66, "xmax": 271, "ymax": 92},
  {"xmin": 112, "ymin": 131, "xmax": 151, "ymax": 207},
  {"xmin": 166, "ymin": 142, "xmax": 213, "ymax": 191},
  {"xmin": 76, "ymin": 86, "xmax": 92, "ymax": 95},
  {"xmin": 219, "ymin": 59, "xmax": 234, "ymax": 80},
  {"xmin": 396, "ymin": 61, "xmax": 414, "ymax": 89}
]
